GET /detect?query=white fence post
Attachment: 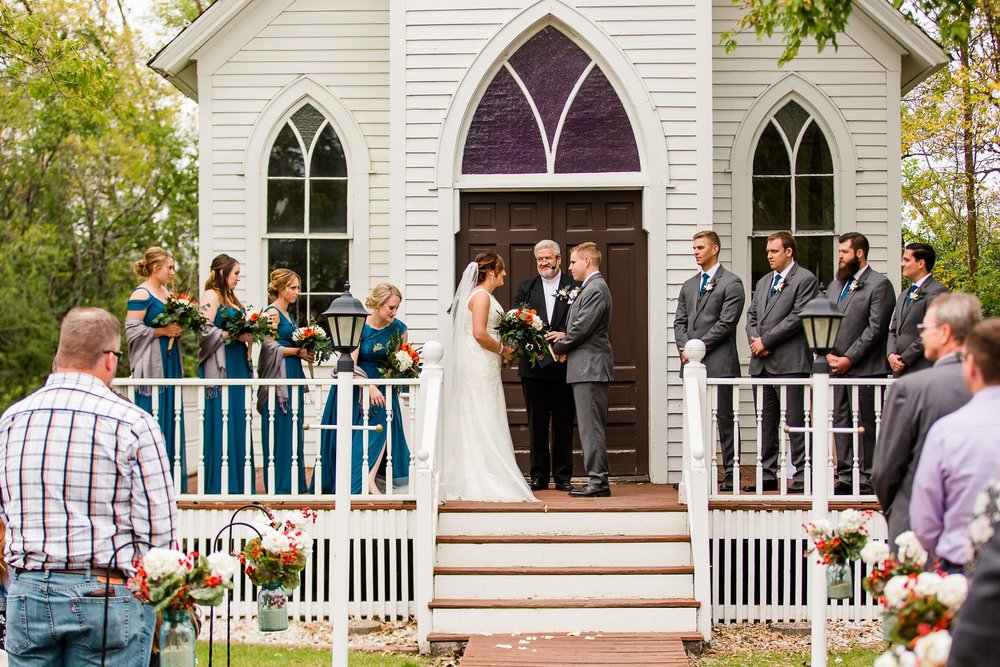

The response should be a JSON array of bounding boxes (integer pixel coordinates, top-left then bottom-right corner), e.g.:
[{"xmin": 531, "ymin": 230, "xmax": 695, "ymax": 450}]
[{"xmin": 810, "ymin": 363, "xmax": 831, "ymax": 667}]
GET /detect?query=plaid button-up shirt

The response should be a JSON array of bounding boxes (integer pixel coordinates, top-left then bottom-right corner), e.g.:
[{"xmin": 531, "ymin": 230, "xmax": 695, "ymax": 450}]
[{"xmin": 0, "ymin": 372, "xmax": 177, "ymax": 573}]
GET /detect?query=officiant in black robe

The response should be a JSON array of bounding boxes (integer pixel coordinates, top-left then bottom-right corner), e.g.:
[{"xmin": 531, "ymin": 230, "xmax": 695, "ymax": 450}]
[{"xmin": 514, "ymin": 240, "xmax": 578, "ymax": 491}]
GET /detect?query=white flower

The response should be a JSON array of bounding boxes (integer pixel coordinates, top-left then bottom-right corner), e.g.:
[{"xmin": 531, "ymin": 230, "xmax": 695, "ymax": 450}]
[
  {"xmin": 874, "ymin": 650, "xmax": 900, "ymax": 667},
  {"xmin": 913, "ymin": 630, "xmax": 952, "ymax": 667},
  {"xmin": 394, "ymin": 349, "xmax": 413, "ymax": 371},
  {"xmin": 968, "ymin": 515, "xmax": 995, "ymax": 546},
  {"xmin": 773, "ymin": 277, "xmax": 786, "ymax": 293},
  {"xmin": 206, "ymin": 551, "xmax": 240, "ymax": 583},
  {"xmin": 143, "ymin": 548, "xmax": 190, "ymax": 580},
  {"xmin": 287, "ymin": 528, "xmax": 314, "ymax": 558},
  {"xmin": 507, "ymin": 308, "xmax": 519, "ymax": 316},
  {"xmin": 936, "ymin": 573, "xmax": 968, "ymax": 609},
  {"xmin": 806, "ymin": 519, "xmax": 833, "ymax": 539},
  {"xmin": 895, "ymin": 531, "xmax": 929, "ymax": 566},
  {"xmin": 913, "ymin": 571, "xmax": 943, "ymax": 598},
  {"xmin": 882, "ymin": 575, "xmax": 912, "ymax": 609},
  {"xmin": 861, "ymin": 541, "xmax": 890, "ymax": 565},
  {"xmin": 261, "ymin": 526, "xmax": 292, "ymax": 554},
  {"xmin": 974, "ymin": 489, "xmax": 990, "ymax": 514},
  {"xmin": 838, "ymin": 508, "xmax": 866, "ymax": 533},
  {"xmin": 530, "ymin": 317, "xmax": 544, "ymax": 331}
]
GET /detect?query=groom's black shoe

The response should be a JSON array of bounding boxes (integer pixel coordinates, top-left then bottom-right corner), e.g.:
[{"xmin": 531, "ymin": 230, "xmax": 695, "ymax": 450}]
[
  {"xmin": 555, "ymin": 481, "xmax": 573, "ymax": 492},
  {"xmin": 569, "ymin": 485, "xmax": 610, "ymax": 498},
  {"xmin": 530, "ymin": 479, "xmax": 549, "ymax": 491}
]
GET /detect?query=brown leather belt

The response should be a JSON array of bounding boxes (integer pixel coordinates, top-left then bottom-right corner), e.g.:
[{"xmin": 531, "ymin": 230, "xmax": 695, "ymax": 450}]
[{"xmin": 14, "ymin": 567, "xmax": 128, "ymax": 585}]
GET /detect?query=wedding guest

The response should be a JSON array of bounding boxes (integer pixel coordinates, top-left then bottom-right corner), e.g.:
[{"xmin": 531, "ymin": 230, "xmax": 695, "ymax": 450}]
[
  {"xmin": 744, "ymin": 232, "xmax": 818, "ymax": 492},
  {"xmin": 258, "ymin": 269, "xmax": 313, "ymax": 494},
  {"xmin": 0, "ymin": 308, "xmax": 178, "ymax": 665},
  {"xmin": 887, "ymin": 243, "xmax": 947, "ymax": 376},
  {"xmin": 911, "ymin": 319, "xmax": 1000, "ymax": 573},
  {"xmin": 825, "ymin": 232, "xmax": 894, "ymax": 495},
  {"xmin": 198, "ymin": 254, "xmax": 253, "ymax": 494},
  {"xmin": 125, "ymin": 246, "xmax": 187, "ymax": 487},
  {"xmin": 514, "ymin": 240, "xmax": 577, "ymax": 492},
  {"xmin": 873, "ymin": 293, "xmax": 981, "ymax": 544},
  {"xmin": 320, "ymin": 283, "xmax": 412, "ymax": 494},
  {"xmin": 674, "ymin": 230, "xmax": 746, "ymax": 492}
]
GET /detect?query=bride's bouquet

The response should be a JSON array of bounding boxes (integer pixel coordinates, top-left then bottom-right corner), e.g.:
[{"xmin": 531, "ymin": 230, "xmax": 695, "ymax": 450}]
[{"xmin": 497, "ymin": 306, "xmax": 549, "ymax": 367}]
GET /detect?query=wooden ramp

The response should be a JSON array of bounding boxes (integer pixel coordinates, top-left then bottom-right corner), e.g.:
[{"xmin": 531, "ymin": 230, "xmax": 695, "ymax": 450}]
[{"xmin": 459, "ymin": 632, "xmax": 689, "ymax": 665}]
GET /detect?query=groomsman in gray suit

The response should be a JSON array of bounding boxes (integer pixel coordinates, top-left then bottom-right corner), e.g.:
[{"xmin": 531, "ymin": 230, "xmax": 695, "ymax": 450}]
[
  {"xmin": 887, "ymin": 242, "xmax": 948, "ymax": 376},
  {"xmin": 873, "ymin": 293, "xmax": 981, "ymax": 544},
  {"xmin": 826, "ymin": 232, "xmax": 895, "ymax": 495},
  {"xmin": 547, "ymin": 242, "xmax": 613, "ymax": 498},
  {"xmin": 745, "ymin": 231, "xmax": 818, "ymax": 493},
  {"xmin": 674, "ymin": 230, "xmax": 745, "ymax": 492}
]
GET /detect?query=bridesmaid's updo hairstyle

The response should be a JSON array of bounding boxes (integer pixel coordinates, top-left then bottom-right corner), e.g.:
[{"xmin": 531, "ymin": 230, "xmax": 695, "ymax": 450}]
[
  {"xmin": 204, "ymin": 254, "xmax": 244, "ymax": 309},
  {"xmin": 365, "ymin": 283, "xmax": 402, "ymax": 310},
  {"xmin": 267, "ymin": 268, "xmax": 300, "ymax": 302},
  {"xmin": 133, "ymin": 247, "xmax": 171, "ymax": 278},
  {"xmin": 474, "ymin": 251, "xmax": 505, "ymax": 284}
]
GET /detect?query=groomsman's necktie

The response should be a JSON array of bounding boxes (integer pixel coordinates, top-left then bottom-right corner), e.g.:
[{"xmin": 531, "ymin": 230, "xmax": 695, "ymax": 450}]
[
  {"xmin": 905, "ymin": 284, "xmax": 918, "ymax": 304},
  {"xmin": 839, "ymin": 277, "xmax": 855, "ymax": 302},
  {"xmin": 699, "ymin": 272, "xmax": 709, "ymax": 297},
  {"xmin": 769, "ymin": 273, "xmax": 782, "ymax": 298}
]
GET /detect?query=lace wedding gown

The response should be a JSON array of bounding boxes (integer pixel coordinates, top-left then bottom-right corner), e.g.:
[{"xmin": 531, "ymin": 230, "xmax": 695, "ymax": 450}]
[{"xmin": 441, "ymin": 288, "xmax": 536, "ymax": 502}]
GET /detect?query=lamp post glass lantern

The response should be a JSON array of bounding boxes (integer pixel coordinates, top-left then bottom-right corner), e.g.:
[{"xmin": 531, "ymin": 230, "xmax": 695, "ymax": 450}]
[
  {"xmin": 322, "ymin": 284, "xmax": 369, "ymax": 372},
  {"xmin": 799, "ymin": 296, "xmax": 844, "ymax": 358}
]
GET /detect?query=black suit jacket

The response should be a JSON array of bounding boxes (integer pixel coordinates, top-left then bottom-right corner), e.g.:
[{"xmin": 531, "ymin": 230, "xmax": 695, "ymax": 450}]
[{"xmin": 514, "ymin": 272, "xmax": 577, "ymax": 379}]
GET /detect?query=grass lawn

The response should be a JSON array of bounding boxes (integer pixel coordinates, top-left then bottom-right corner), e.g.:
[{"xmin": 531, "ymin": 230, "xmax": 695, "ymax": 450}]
[
  {"xmin": 195, "ymin": 643, "xmax": 433, "ymax": 666},
  {"xmin": 697, "ymin": 646, "xmax": 881, "ymax": 666}
]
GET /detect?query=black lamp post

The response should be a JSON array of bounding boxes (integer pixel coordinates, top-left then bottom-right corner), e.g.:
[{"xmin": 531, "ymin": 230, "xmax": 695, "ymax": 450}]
[
  {"xmin": 322, "ymin": 284, "xmax": 369, "ymax": 372},
  {"xmin": 799, "ymin": 296, "xmax": 844, "ymax": 373}
]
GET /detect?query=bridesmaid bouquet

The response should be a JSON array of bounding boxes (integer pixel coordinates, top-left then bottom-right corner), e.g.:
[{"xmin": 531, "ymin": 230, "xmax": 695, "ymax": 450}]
[
  {"xmin": 152, "ymin": 292, "xmax": 208, "ymax": 352},
  {"xmin": 497, "ymin": 306, "xmax": 549, "ymax": 367},
  {"xmin": 292, "ymin": 323, "xmax": 334, "ymax": 378},
  {"xmin": 127, "ymin": 548, "xmax": 239, "ymax": 612},
  {"xmin": 378, "ymin": 332, "xmax": 422, "ymax": 379},
  {"xmin": 221, "ymin": 308, "xmax": 278, "ymax": 366}
]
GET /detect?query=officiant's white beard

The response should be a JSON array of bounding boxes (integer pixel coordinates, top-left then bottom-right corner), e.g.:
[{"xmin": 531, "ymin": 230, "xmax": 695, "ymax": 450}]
[{"xmin": 538, "ymin": 264, "xmax": 560, "ymax": 280}]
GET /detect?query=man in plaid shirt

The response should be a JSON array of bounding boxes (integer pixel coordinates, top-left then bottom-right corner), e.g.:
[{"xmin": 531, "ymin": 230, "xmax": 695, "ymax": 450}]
[{"xmin": 0, "ymin": 307, "xmax": 177, "ymax": 666}]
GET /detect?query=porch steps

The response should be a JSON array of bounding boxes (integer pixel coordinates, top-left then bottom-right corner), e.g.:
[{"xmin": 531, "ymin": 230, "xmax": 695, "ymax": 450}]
[
  {"xmin": 459, "ymin": 631, "xmax": 690, "ymax": 666},
  {"xmin": 430, "ymin": 485, "xmax": 700, "ymax": 639}
]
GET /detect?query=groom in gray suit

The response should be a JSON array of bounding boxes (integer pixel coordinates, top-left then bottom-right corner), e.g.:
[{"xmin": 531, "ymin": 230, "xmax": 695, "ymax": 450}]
[
  {"xmin": 547, "ymin": 242, "xmax": 613, "ymax": 497},
  {"xmin": 674, "ymin": 230, "xmax": 745, "ymax": 492}
]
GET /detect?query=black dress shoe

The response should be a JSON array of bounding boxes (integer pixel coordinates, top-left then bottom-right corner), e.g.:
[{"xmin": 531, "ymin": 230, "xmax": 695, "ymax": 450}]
[
  {"xmin": 719, "ymin": 475, "xmax": 734, "ymax": 492},
  {"xmin": 569, "ymin": 485, "xmax": 611, "ymax": 497},
  {"xmin": 555, "ymin": 482, "xmax": 573, "ymax": 492},
  {"xmin": 787, "ymin": 480, "xmax": 805, "ymax": 494},
  {"xmin": 530, "ymin": 480, "xmax": 549, "ymax": 491},
  {"xmin": 859, "ymin": 482, "xmax": 874, "ymax": 496},
  {"xmin": 742, "ymin": 479, "xmax": 779, "ymax": 493},
  {"xmin": 834, "ymin": 481, "xmax": 853, "ymax": 495}
]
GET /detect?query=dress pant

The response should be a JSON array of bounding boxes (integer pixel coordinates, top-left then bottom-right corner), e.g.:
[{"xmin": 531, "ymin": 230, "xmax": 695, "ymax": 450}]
[
  {"xmin": 753, "ymin": 370, "xmax": 808, "ymax": 483},
  {"xmin": 833, "ymin": 377, "xmax": 880, "ymax": 485},
  {"xmin": 572, "ymin": 381, "xmax": 610, "ymax": 489},
  {"xmin": 715, "ymin": 383, "xmax": 736, "ymax": 477},
  {"xmin": 521, "ymin": 377, "xmax": 576, "ymax": 485}
]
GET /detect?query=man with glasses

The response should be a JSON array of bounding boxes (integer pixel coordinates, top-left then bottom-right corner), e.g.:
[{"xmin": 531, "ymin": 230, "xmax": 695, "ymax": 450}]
[
  {"xmin": 0, "ymin": 307, "xmax": 177, "ymax": 666},
  {"xmin": 911, "ymin": 317, "xmax": 1000, "ymax": 573},
  {"xmin": 873, "ymin": 293, "xmax": 981, "ymax": 544},
  {"xmin": 514, "ymin": 240, "xmax": 578, "ymax": 491}
]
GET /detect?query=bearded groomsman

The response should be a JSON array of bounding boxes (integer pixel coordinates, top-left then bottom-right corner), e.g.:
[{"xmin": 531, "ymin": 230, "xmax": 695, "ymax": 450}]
[
  {"xmin": 826, "ymin": 232, "xmax": 895, "ymax": 495},
  {"xmin": 745, "ymin": 231, "xmax": 818, "ymax": 493},
  {"xmin": 514, "ymin": 240, "xmax": 578, "ymax": 491},
  {"xmin": 887, "ymin": 243, "xmax": 948, "ymax": 376},
  {"xmin": 674, "ymin": 231, "xmax": 745, "ymax": 492}
]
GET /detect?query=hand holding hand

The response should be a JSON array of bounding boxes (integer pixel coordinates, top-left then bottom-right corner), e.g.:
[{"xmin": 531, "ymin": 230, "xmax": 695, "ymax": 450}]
[
  {"xmin": 545, "ymin": 331, "xmax": 566, "ymax": 343},
  {"xmin": 749, "ymin": 337, "xmax": 767, "ymax": 357},
  {"xmin": 680, "ymin": 350, "xmax": 689, "ymax": 365},
  {"xmin": 888, "ymin": 353, "xmax": 906, "ymax": 374},
  {"xmin": 500, "ymin": 345, "xmax": 514, "ymax": 363},
  {"xmin": 827, "ymin": 354, "xmax": 852, "ymax": 374}
]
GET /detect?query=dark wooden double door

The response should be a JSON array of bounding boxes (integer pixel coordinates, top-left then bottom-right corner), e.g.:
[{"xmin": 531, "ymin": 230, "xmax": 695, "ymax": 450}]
[{"xmin": 457, "ymin": 191, "xmax": 649, "ymax": 479}]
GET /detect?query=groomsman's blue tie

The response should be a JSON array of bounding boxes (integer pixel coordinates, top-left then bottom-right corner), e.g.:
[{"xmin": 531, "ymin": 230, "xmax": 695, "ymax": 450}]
[
  {"xmin": 839, "ymin": 277, "xmax": 855, "ymax": 301},
  {"xmin": 769, "ymin": 273, "xmax": 782, "ymax": 297},
  {"xmin": 906, "ymin": 284, "xmax": 918, "ymax": 302},
  {"xmin": 699, "ymin": 272, "xmax": 709, "ymax": 296}
]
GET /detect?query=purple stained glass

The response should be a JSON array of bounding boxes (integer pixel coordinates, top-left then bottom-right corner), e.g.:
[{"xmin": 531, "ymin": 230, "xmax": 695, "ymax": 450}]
[
  {"xmin": 508, "ymin": 26, "xmax": 591, "ymax": 145},
  {"xmin": 555, "ymin": 67, "xmax": 640, "ymax": 173},
  {"xmin": 463, "ymin": 67, "xmax": 546, "ymax": 174}
]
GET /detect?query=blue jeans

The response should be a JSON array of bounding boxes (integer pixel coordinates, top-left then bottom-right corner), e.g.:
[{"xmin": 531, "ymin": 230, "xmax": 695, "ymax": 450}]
[{"xmin": 5, "ymin": 569, "xmax": 155, "ymax": 666}]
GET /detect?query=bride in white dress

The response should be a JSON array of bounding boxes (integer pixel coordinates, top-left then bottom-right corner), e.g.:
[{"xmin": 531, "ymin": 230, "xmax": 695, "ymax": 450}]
[{"xmin": 440, "ymin": 253, "xmax": 537, "ymax": 502}]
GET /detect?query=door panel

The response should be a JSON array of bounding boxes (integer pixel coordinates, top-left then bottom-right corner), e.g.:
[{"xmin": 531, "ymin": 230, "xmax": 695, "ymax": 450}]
[{"xmin": 457, "ymin": 191, "xmax": 648, "ymax": 478}]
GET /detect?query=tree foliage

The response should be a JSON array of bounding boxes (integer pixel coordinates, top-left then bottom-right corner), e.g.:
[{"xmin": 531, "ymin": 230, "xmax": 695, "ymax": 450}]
[{"xmin": 0, "ymin": 0, "xmax": 198, "ymax": 407}]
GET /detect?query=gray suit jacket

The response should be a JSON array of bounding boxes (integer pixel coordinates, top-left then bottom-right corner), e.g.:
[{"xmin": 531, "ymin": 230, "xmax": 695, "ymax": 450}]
[
  {"xmin": 886, "ymin": 276, "xmax": 947, "ymax": 374},
  {"xmin": 745, "ymin": 263, "xmax": 818, "ymax": 376},
  {"xmin": 674, "ymin": 266, "xmax": 745, "ymax": 378},
  {"xmin": 947, "ymin": 525, "xmax": 1000, "ymax": 666},
  {"xmin": 551, "ymin": 273, "xmax": 613, "ymax": 384},
  {"xmin": 871, "ymin": 355, "xmax": 971, "ymax": 544},
  {"xmin": 826, "ymin": 266, "xmax": 894, "ymax": 377}
]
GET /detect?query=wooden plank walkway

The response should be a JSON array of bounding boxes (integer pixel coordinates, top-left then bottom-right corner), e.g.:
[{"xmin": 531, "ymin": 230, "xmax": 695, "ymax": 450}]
[{"xmin": 460, "ymin": 632, "xmax": 689, "ymax": 665}]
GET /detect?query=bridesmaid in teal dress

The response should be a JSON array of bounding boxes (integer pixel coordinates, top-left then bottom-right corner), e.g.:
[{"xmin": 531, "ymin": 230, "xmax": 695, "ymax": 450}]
[
  {"xmin": 198, "ymin": 254, "xmax": 254, "ymax": 494},
  {"xmin": 124, "ymin": 246, "xmax": 187, "ymax": 486},
  {"xmin": 258, "ymin": 269, "xmax": 314, "ymax": 494},
  {"xmin": 321, "ymin": 283, "xmax": 412, "ymax": 494}
]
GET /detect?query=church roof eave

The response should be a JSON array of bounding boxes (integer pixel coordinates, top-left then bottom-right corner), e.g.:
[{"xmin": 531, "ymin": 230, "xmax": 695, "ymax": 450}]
[{"xmin": 855, "ymin": 0, "xmax": 949, "ymax": 94}]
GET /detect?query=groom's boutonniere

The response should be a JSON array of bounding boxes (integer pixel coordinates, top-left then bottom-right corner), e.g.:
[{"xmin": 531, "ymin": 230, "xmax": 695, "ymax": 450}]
[
  {"xmin": 555, "ymin": 286, "xmax": 581, "ymax": 304},
  {"xmin": 908, "ymin": 291, "xmax": 923, "ymax": 302},
  {"xmin": 703, "ymin": 278, "xmax": 719, "ymax": 294},
  {"xmin": 850, "ymin": 279, "xmax": 866, "ymax": 292}
]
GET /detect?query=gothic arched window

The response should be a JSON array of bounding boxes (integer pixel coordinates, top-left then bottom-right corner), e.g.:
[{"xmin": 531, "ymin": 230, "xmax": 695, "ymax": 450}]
[
  {"xmin": 462, "ymin": 26, "xmax": 640, "ymax": 175},
  {"xmin": 266, "ymin": 103, "xmax": 349, "ymax": 326},
  {"xmin": 750, "ymin": 100, "xmax": 836, "ymax": 286}
]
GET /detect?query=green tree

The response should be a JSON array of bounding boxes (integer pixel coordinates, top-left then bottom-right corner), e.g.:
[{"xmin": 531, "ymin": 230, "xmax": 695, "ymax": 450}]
[{"xmin": 0, "ymin": 0, "xmax": 199, "ymax": 407}]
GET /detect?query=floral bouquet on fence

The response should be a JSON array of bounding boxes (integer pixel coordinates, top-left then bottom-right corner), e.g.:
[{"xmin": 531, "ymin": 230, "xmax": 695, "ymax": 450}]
[
  {"xmin": 127, "ymin": 548, "xmax": 240, "ymax": 612},
  {"xmin": 377, "ymin": 332, "xmax": 422, "ymax": 379},
  {"xmin": 804, "ymin": 509, "xmax": 873, "ymax": 565},
  {"xmin": 292, "ymin": 324, "xmax": 335, "ymax": 378},
  {"xmin": 497, "ymin": 306, "xmax": 549, "ymax": 367},
  {"xmin": 238, "ymin": 508, "xmax": 318, "ymax": 591},
  {"xmin": 876, "ymin": 570, "xmax": 967, "ymax": 659},
  {"xmin": 220, "ymin": 307, "xmax": 277, "ymax": 366},
  {"xmin": 861, "ymin": 531, "xmax": 927, "ymax": 597},
  {"xmin": 152, "ymin": 292, "xmax": 208, "ymax": 351}
]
